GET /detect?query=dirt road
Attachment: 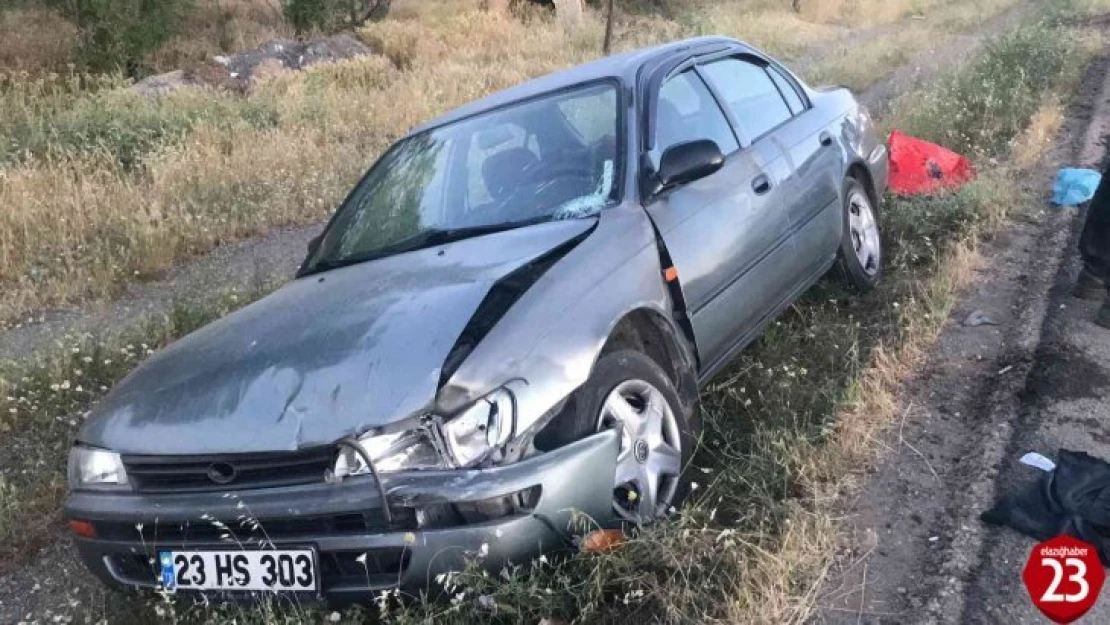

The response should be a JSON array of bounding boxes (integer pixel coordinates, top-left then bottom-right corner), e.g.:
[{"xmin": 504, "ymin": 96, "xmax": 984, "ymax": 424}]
[{"xmin": 815, "ymin": 31, "xmax": 1110, "ymax": 625}]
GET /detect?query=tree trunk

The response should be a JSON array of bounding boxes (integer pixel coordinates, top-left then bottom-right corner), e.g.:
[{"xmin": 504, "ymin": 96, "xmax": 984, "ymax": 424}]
[
  {"xmin": 553, "ymin": 0, "xmax": 584, "ymax": 24},
  {"xmin": 603, "ymin": 0, "xmax": 614, "ymax": 54}
]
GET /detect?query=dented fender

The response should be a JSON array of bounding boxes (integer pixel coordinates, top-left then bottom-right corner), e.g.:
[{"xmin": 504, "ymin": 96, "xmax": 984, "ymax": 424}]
[{"xmin": 438, "ymin": 203, "xmax": 690, "ymax": 436}]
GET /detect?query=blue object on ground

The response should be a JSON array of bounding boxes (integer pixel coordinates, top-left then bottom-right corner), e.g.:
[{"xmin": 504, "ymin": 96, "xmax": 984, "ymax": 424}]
[{"xmin": 1052, "ymin": 168, "xmax": 1102, "ymax": 206}]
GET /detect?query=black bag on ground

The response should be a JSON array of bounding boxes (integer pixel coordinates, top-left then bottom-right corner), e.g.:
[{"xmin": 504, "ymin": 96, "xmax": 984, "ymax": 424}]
[{"xmin": 981, "ymin": 449, "xmax": 1110, "ymax": 565}]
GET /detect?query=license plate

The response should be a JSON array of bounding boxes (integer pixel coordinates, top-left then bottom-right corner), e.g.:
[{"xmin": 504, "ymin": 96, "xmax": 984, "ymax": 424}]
[{"xmin": 158, "ymin": 549, "xmax": 317, "ymax": 592}]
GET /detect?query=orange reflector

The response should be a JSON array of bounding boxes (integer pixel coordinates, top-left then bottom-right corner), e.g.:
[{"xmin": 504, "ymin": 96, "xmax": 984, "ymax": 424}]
[
  {"xmin": 663, "ymin": 267, "xmax": 678, "ymax": 282},
  {"xmin": 69, "ymin": 519, "xmax": 96, "ymax": 538},
  {"xmin": 582, "ymin": 529, "xmax": 624, "ymax": 553}
]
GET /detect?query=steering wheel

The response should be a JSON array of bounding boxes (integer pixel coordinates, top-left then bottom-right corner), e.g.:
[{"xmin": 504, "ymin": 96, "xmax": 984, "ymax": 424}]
[{"xmin": 485, "ymin": 162, "xmax": 599, "ymax": 222}]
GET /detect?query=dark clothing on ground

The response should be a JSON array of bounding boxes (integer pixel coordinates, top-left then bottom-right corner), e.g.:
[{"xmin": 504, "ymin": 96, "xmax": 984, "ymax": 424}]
[{"xmin": 1081, "ymin": 162, "xmax": 1110, "ymax": 284}]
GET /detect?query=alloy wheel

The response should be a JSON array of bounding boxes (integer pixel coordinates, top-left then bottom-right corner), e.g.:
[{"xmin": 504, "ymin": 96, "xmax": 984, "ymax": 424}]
[
  {"xmin": 848, "ymin": 188, "xmax": 881, "ymax": 276},
  {"xmin": 597, "ymin": 379, "xmax": 682, "ymax": 523}
]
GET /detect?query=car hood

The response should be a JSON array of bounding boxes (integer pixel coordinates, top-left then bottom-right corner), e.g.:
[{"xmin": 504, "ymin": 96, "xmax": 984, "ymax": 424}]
[{"xmin": 80, "ymin": 219, "xmax": 596, "ymax": 455}]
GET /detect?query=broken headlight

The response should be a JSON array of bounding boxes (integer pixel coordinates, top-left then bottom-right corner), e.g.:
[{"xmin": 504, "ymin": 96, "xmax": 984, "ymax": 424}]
[
  {"xmin": 333, "ymin": 428, "xmax": 445, "ymax": 476},
  {"xmin": 442, "ymin": 388, "xmax": 515, "ymax": 467}
]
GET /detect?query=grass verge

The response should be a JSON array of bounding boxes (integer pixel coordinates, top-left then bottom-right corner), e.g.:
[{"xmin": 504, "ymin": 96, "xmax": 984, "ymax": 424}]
[{"xmin": 0, "ymin": 284, "xmax": 273, "ymax": 575}]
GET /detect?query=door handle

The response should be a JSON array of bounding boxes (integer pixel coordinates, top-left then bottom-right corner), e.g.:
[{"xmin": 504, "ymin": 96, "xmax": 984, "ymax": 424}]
[
  {"xmin": 819, "ymin": 131, "xmax": 834, "ymax": 147},
  {"xmin": 752, "ymin": 174, "xmax": 772, "ymax": 195}
]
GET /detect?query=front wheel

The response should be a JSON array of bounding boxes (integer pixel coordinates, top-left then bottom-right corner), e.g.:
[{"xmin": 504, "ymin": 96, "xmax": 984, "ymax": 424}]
[
  {"xmin": 835, "ymin": 178, "xmax": 883, "ymax": 291},
  {"xmin": 553, "ymin": 349, "xmax": 697, "ymax": 524}
]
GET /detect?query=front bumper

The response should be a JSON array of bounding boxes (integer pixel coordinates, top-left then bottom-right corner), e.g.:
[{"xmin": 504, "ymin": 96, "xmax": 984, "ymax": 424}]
[{"xmin": 66, "ymin": 431, "xmax": 619, "ymax": 601}]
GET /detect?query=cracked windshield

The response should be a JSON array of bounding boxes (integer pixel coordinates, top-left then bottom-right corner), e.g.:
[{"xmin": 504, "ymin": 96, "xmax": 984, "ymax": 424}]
[{"xmin": 306, "ymin": 83, "xmax": 618, "ymax": 273}]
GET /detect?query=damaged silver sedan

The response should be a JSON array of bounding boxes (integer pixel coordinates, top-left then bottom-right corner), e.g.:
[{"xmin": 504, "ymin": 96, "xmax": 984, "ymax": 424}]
[{"xmin": 66, "ymin": 36, "xmax": 888, "ymax": 600}]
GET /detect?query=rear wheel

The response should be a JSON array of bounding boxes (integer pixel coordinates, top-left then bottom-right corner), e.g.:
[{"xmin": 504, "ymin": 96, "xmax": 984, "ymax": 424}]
[
  {"xmin": 836, "ymin": 178, "xmax": 883, "ymax": 290},
  {"xmin": 552, "ymin": 349, "xmax": 697, "ymax": 524}
]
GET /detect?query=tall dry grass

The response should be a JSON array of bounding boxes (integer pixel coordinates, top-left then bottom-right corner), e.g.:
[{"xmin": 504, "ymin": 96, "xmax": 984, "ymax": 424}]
[
  {"xmin": 144, "ymin": 0, "xmax": 292, "ymax": 71},
  {"xmin": 0, "ymin": 6, "xmax": 77, "ymax": 73},
  {"xmin": 0, "ymin": 0, "xmax": 1027, "ymax": 328}
]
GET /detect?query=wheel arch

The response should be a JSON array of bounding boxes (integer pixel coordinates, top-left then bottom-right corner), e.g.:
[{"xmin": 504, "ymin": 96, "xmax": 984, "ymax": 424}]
[
  {"xmin": 847, "ymin": 161, "xmax": 880, "ymax": 212},
  {"xmin": 599, "ymin": 308, "xmax": 698, "ymax": 407},
  {"xmin": 533, "ymin": 305, "xmax": 698, "ymax": 452}
]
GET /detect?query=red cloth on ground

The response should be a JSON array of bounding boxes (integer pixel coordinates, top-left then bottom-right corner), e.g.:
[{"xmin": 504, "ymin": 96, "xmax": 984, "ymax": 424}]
[{"xmin": 888, "ymin": 130, "xmax": 975, "ymax": 195}]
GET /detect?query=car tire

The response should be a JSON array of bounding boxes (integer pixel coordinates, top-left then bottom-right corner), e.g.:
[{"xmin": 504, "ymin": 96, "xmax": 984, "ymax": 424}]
[
  {"xmin": 835, "ymin": 177, "xmax": 883, "ymax": 291},
  {"xmin": 554, "ymin": 349, "xmax": 698, "ymax": 524}
]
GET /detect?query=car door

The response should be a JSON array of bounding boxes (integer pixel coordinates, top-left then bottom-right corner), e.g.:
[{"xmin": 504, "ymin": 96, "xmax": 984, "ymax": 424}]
[
  {"xmin": 765, "ymin": 63, "xmax": 844, "ymax": 276},
  {"xmin": 641, "ymin": 69, "xmax": 795, "ymax": 372},
  {"xmin": 702, "ymin": 56, "xmax": 844, "ymax": 282}
]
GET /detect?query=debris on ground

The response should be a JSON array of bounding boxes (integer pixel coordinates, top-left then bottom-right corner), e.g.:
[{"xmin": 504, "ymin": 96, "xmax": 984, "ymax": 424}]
[
  {"xmin": 131, "ymin": 34, "xmax": 374, "ymax": 96},
  {"xmin": 581, "ymin": 529, "xmax": 625, "ymax": 553},
  {"xmin": 1051, "ymin": 167, "xmax": 1103, "ymax": 206},
  {"xmin": 214, "ymin": 35, "xmax": 372, "ymax": 89},
  {"xmin": 131, "ymin": 70, "xmax": 200, "ymax": 97},
  {"xmin": 981, "ymin": 449, "xmax": 1110, "ymax": 565},
  {"xmin": 888, "ymin": 130, "xmax": 976, "ymax": 195},
  {"xmin": 963, "ymin": 309, "xmax": 1000, "ymax": 327}
]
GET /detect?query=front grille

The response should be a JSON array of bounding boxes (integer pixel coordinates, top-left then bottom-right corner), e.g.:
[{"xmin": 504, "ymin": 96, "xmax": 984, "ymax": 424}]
[
  {"xmin": 122, "ymin": 447, "xmax": 336, "ymax": 493},
  {"xmin": 95, "ymin": 509, "xmax": 418, "ymax": 543}
]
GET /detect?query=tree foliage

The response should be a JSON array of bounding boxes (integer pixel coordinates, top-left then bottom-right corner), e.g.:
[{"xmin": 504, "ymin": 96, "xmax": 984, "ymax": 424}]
[
  {"xmin": 44, "ymin": 0, "xmax": 192, "ymax": 74},
  {"xmin": 282, "ymin": 0, "xmax": 391, "ymax": 34}
]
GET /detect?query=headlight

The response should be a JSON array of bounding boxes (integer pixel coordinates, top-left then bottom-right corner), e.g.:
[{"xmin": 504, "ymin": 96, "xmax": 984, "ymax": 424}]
[
  {"xmin": 442, "ymin": 388, "xmax": 515, "ymax": 468},
  {"xmin": 67, "ymin": 445, "xmax": 129, "ymax": 490},
  {"xmin": 333, "ymin": 428, "xmax": 445, "ymax": 477}
]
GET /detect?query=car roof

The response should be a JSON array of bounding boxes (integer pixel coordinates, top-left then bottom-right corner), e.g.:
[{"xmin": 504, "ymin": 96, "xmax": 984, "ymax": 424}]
[{"xmin": 405, "ymin": 35, "xmax": 748, "ymax": 137}]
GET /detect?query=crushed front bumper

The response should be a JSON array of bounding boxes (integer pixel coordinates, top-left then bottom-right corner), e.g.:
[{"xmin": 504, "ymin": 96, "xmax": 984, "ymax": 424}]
[{"xmin": 66, "ymin": 431, "xmax": 619, "ymax": 601}]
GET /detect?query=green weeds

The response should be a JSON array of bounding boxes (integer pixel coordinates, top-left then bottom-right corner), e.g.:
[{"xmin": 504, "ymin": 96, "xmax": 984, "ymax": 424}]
[
  {"xmin": 0, "ymin": 286, "xmax": 271, "ymax": 574},
  {"xmin": 890, "ymin": 18, "xmax": 1074, "ymax": 158},
  {"xmin": 0, "ymin": 73, "xmax": 281, "ymax": 168}
]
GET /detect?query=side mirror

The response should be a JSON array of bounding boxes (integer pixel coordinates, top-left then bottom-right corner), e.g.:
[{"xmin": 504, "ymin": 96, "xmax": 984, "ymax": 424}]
[
  {"xmin": 656, "ymin": 139, "xmax": 725, "ymax": 191},
  {"xmin": 306, "ymin": 233, "xmax": 323, "ymax": 257}
]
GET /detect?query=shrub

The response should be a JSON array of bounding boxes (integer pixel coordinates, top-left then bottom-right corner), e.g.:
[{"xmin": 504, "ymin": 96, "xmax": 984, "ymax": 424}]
[
  {"xmin": 282, "ymin": 0, "xmax": 392, "ymax": 34},
  {"xmin": 890, "ymin": 19, "xmax": 1073, "ymax": 158},
  {"xmin": 42, "ymin": 0, "xmax": 194, "ymax": 74}
]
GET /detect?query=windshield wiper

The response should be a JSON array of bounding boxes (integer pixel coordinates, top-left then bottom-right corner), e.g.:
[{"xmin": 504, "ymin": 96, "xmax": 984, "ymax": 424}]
[{"xmin": 304, "ymin": 219, "xmax": 551, "ymax": 276}]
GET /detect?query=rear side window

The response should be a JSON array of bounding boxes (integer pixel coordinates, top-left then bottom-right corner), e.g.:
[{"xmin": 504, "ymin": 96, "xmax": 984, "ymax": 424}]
[
  {"xmin": 700, "ymin": 58, "xmax": 793, "ymax": 141},
  {"xmin": 653, "ymin": 70, "xmax": 739, "ymax": 162},
  {"xmin": 768, "ymin": 66, "xmax": 806, "ymax": 115}
]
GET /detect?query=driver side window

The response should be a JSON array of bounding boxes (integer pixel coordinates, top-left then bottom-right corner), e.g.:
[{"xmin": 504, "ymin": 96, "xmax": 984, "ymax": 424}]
[{"xmin": 653, "ymin": 70, "xmax": 739, "ymax": 167}]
